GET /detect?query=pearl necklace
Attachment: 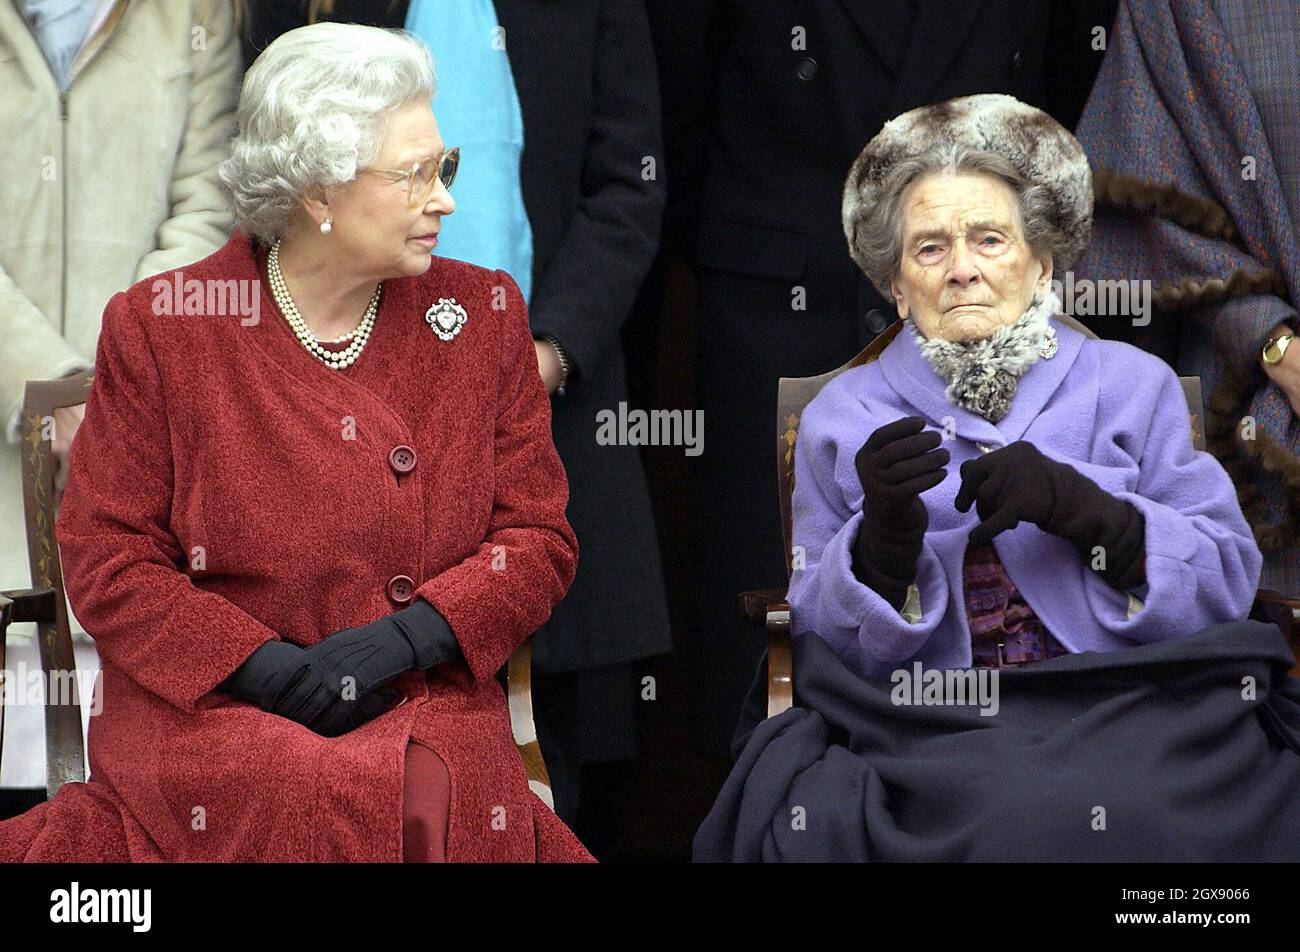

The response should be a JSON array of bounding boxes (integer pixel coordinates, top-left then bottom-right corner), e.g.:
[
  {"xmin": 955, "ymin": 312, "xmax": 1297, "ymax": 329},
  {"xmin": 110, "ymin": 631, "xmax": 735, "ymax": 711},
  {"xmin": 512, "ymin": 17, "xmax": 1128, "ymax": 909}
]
[{"xmin": 268, "ymin": 237, "xmax": 380, "ymax": 370}]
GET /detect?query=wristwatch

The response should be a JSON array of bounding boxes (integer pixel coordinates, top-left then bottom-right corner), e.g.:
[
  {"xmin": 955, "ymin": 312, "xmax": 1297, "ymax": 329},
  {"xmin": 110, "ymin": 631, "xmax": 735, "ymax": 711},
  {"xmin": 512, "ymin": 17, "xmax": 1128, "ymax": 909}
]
[
  {"xmin": 539, "ymin": 334, "xmax": 573, "ymax": 396},
  {"xmin": 1262, "ymin": 325, "xmax": 1295, "ymax": 366}
]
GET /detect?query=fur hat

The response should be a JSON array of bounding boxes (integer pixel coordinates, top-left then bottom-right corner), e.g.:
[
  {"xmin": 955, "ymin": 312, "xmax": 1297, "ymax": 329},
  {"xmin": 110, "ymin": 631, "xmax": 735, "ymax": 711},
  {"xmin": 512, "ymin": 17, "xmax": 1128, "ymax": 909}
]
[{"xmin": 842, "ymin": 94, "xmax": 1093, "ymax": 291}]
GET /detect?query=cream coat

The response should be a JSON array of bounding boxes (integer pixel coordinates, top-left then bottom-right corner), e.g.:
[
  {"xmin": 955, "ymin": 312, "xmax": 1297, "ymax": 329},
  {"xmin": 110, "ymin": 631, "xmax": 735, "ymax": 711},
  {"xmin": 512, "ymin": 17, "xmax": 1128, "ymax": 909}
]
[{"xmin": 0, "ymin": 0, "xmax": 240, "ymax": 787}]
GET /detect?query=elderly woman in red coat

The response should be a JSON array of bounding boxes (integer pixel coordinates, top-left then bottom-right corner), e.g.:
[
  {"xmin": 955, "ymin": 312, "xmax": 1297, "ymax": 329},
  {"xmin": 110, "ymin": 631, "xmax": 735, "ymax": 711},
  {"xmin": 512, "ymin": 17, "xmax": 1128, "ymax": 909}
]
[{"xmin": 0, "ymin": 22, "xmax": 592, "ymax": 862}]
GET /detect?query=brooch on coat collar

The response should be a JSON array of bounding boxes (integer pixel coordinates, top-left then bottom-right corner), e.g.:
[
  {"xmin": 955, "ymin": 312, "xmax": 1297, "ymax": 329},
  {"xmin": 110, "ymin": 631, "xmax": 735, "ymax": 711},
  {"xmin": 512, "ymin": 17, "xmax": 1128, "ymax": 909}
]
[
  {"xmin": 1041, "ymin": 327, "xmax": 1059, "ymax": 359},
  {"xmin": 425, "ymin": 297, "xmax": 469, "ymax": 341}
]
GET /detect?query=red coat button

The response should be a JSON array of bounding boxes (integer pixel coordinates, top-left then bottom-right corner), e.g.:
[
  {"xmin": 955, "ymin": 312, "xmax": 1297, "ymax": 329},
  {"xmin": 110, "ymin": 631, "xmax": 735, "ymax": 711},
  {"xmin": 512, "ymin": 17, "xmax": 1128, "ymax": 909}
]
[
  {"xmin": 389, "ymin": 445, "xmax": 417, "ymax": 474},
  {"xmin": 387, "ymin": 575, "xmax": 414, "ymax": 604}
]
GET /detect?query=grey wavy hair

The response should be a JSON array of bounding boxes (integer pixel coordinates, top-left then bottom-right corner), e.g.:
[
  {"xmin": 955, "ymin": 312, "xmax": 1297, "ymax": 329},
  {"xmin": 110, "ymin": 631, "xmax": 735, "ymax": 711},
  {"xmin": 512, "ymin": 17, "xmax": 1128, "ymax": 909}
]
[
  {"xmin": 217, "ymin": 23, "xmax": 436, "ymax": 245},
  {"xmin": 847, "ymin": 143, "xmax": 1065, "ymax": 298}
]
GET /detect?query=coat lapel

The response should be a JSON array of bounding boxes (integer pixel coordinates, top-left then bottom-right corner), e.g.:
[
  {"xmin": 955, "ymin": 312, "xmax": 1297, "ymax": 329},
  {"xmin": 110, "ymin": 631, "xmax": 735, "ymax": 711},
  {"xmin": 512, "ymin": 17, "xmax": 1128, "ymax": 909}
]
[
  {"xmin": 833, "ymin": 0, "xmax": 909, "ymax": 78},
  {"xmin": 0, "ymin": 0, "xmax": 58, "ymax": 95},
  {"xmin": 827, "ymin": 0, "xmax": 990, "ymax": 162},
  {"xmin": 877, "ymin": 315, "xmax": 1085, "ymax": 447},
  {"xmin": 822, "ymin": 0, "xmax": 911, "ymax": 161},
  {"xmin": 224, "ymin": 231, "xmax": 414, "ymax": 426},
  {"xmin": 885, "ymin": 0, "xmax": 989, "ymax": 117},
  {"xmin": 992, "ymin": 317, "xmax": 1086, "ymax": 443},
  {"xmin": 490, "ymin": 0, "xmax": 545, "ymax": 113}
]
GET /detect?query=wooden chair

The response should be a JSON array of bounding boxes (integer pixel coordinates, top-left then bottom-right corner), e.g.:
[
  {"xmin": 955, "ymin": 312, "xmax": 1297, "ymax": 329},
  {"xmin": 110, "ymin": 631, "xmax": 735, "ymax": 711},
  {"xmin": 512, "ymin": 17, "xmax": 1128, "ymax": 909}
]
[
  {"xmin": 738, "ymin": 317, "xmax": 1300, "ymax": 718},
  {"xmin": 1, "ymin": 371, "xmax": 94, "ymax": 799},
  {"xmin": 0, "ymin": 369, "xmax": 554, "ymax": 809}
]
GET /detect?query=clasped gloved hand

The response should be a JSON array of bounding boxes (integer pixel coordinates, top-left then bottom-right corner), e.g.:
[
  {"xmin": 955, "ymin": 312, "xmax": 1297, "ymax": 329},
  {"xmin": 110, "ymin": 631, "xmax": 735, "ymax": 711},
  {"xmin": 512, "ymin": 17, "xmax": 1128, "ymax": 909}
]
[
  {"xmin": 954, "ymin": 440, "xmax": 1147, "ymax": 591},
  {"xmin": 851, "ymin": 416, "xmax": 950, "ymax": 611},
  {"xmin": 219, "ymin": 599, "xmax": 463, "ymax": 737}
]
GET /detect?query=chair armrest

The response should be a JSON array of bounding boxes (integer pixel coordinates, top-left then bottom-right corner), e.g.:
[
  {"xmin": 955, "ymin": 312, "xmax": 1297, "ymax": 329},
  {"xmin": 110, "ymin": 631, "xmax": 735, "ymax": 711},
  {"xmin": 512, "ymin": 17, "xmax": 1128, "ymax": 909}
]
[
  {"xmin": 765, "ymin": 603, "xmax": 793, "ymax": 719},
  {"xmin": 506, "ymin": 640, "xmax": 554, "ymax": 810},
  {"xmin": 1253, "ymin": 589, "xmax": 1300, "ymax": 677},
  {"xmin": 0, "ymin": 588, "xmax": 58, "ymax": 632},
  {"xmin": 1254, "ymin": 588, "xmax": 1300, "ymax": 612},
  {"xmin": 0, "ymin": 588, "xmax": 59, "ymax": 790},
  {"xmin": 737, "ymin": 589, "xmax": 795, "ymax": 716},
  {"xmin": 738, "ymin": 587, "xmax": 788, "ymax": 626}
]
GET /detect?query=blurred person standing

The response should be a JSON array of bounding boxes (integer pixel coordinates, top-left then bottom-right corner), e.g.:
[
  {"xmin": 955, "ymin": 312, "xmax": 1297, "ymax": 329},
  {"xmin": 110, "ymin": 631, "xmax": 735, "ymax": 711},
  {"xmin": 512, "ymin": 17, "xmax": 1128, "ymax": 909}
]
[
  {"xmin": 0, "ymin": 0, "xmax": 241, "ymax": 814},
  {"xmin": 242, "ymin": 0, "xmax": 670, "ymax": 857},
  {"xmin": 1070, "ymin": 0, "xmax": 1300, "ymax": 594}
]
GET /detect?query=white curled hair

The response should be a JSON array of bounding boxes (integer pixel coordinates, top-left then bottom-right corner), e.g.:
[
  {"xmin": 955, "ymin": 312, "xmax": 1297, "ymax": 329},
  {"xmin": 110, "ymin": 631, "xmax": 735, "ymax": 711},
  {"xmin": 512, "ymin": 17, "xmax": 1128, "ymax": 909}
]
[{"xmin": 218, "ymin": 23, "xmax": 436, "ymax": 245}]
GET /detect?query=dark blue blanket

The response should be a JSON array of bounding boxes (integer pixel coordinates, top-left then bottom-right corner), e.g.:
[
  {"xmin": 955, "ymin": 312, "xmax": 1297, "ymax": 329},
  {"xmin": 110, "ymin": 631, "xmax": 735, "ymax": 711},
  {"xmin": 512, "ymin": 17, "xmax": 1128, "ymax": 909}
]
[{"xmin": 694, "ymin": 621, "xmax": 1300, "ymax": 861}]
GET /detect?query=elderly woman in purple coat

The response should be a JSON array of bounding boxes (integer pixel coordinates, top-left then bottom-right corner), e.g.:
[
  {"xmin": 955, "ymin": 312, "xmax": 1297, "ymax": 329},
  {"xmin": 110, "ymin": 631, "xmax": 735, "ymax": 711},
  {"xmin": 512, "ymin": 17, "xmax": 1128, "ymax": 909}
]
[
  {"xmin": 789, "ymin": 94, "xmax": 1262, "ymax": 680},
  {"xmin": 694, "ymin": 96, "xmax": 1300, "ymax": 864}
]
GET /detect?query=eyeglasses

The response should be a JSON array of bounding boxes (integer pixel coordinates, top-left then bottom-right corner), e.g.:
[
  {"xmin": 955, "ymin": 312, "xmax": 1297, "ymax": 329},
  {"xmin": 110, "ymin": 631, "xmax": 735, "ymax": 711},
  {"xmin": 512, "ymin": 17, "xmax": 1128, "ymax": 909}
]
[{"xmin": 360, "ymin": 147, "xmax": 460, "ymax": 206}]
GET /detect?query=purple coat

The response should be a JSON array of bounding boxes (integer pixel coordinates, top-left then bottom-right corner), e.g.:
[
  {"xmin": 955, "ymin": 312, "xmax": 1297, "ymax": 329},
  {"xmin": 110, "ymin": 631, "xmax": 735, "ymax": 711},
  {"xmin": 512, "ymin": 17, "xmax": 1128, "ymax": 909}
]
[{"xmin": 788, "ymin": 316, "xmax": 1263, "ymax": 681}]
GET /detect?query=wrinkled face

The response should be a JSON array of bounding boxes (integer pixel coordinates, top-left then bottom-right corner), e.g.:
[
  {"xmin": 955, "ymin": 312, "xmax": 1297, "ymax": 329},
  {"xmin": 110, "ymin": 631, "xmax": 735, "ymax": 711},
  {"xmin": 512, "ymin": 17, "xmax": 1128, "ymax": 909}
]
[
  {"xmin": 890, "ymin": 172, "xmax": 1052, "ymax": 342},
  {"xmin": 311, "ymin": 101, "xmax": 455, "ymax": 280}
]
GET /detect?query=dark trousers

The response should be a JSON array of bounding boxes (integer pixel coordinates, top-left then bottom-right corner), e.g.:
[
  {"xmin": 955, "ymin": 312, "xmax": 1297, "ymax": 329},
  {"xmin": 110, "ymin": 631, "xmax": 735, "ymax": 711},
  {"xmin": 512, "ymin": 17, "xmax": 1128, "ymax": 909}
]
[{"xmin": 532, "ymin": 661, "xmax": 639, "ymax": 860}]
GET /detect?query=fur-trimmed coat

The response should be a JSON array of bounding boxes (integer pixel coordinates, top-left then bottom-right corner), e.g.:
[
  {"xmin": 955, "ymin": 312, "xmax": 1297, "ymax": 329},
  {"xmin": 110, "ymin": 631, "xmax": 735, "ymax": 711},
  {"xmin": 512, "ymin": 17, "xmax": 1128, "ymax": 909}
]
[
  {"xmin": 0, "ymin": 231, "xmax": 593, "ymax": 862},
  {"xmin": 1071, "ymin": 0, "xmax": 1300, "ymax": 593}
]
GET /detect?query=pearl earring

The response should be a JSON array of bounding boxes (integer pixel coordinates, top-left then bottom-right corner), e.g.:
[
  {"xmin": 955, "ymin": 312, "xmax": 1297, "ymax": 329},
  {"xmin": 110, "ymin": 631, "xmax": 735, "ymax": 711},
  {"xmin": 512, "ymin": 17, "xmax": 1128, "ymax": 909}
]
[{"xmin": 320, "ymin": 213, "xmax": 332, "ymax": 234}]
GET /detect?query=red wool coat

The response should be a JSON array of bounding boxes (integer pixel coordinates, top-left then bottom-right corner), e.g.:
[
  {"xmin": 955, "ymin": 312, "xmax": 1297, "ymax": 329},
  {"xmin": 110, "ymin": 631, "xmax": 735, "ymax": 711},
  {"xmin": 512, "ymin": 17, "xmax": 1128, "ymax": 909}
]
[{"xmin": 0, "ymin": 231, "xmax": 593, "ymax": 862}]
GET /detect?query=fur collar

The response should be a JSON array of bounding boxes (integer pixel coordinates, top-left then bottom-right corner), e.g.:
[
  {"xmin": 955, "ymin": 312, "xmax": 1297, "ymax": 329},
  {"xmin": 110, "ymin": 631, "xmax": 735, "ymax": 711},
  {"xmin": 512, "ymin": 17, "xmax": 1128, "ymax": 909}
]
[{"xmin": 913, "ymin": 289, "xmax": 1061, "ymax": 423}]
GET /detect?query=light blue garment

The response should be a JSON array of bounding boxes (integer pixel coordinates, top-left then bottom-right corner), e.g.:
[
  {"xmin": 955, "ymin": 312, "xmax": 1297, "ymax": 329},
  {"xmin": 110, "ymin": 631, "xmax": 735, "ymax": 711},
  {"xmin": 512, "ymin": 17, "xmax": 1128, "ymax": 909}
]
[
  {"xmin": 405, "ymin": 0, "xmax": 534, "ymax": 303},
  {"xmin": 19, "ymin": 0, "xmax": 98, "ymax": 91}
]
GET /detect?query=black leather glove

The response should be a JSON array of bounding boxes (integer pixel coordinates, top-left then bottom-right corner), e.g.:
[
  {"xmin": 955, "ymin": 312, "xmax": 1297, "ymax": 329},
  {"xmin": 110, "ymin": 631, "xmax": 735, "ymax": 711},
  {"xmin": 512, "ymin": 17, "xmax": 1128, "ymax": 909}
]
[
  {"xmin": 267, "ymin": 598, "xmax": 463, "ymax": 737},
  {"xmin": 218, "ymin": 600, "xmax": 461, "ymax": 737},
  {"xmin": 218, "ymin": 640, "xmax": 404, "ymax": 733},
  {"xmin": 954, "ymin": 440, "xmax": 1146, "ymax": 591},
  {"xmin": 851, "ymin": 416, "xmax": 950, "ymax": 611}
]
